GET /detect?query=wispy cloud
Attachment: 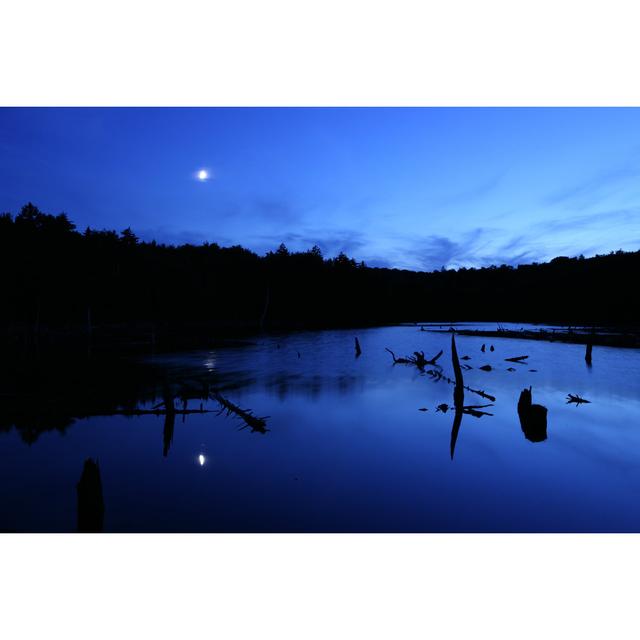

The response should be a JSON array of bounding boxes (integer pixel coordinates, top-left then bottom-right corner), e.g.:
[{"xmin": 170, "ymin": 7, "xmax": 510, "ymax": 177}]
[
  {"xmin": 398, "ymin": 229, "xmax": 546, "ymax": 272},
  {"xmin": 533, "ymin": 207, "xmax": 639, "ymax": 234},
  {"xmin": 544, "ymin": 153, "xmax": 640, "ymax": 209},
  {"xmin": 434, "ymin": 174, "xmax": 503, "ymax": 208}
]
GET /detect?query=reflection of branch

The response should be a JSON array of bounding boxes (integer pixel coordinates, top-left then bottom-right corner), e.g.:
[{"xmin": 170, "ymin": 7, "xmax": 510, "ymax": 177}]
[
  {"xmin": 450, "ymin": 405, "xmax": 463, "ymax": 460},
  {"xmin": 463, "ymin": 406, "xmax": 494, "ymax": 418},
  {"xmin": 211, "ymin": 392, "xmax": 269, "ymax": 433},
  {"xmin": 426, "ymin": 368, "xmax": 496, "ymax": 402},
  {"xmin": 450, "ymin": 335, "xmax": 464, "ymax": 459}
]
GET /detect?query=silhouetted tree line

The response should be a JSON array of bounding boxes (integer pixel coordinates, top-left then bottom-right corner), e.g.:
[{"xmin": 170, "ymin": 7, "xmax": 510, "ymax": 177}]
[{"xmin": 1, "ymin": 203, "xmax": 638, "ymax": 348}]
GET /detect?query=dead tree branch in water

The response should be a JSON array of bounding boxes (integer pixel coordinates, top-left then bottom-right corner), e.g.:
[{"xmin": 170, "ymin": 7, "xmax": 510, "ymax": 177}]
[
  {"xmin": 567, "ymin": 393, "xmax": 591, "ymax": 405},
  {"xmin": 211, "ymin": 392, "xmax": 269, "ymax": 433},
  {"xmin": 385, "ymin": 347, "xmax": 443, "ymax": 369},
  {"xmin": 425, "ymin": 368, "xmax": 497, "ymax": 402},
  {"xmin": 505, "ymin": 355, "xmax": 529, "ymax": 363}
]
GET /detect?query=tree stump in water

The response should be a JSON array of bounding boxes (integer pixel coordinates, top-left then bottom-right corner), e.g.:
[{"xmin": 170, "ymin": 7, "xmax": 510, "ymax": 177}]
[{"xmin": 517, "ymin": 387, "xmax": 548, "ymax": 442}]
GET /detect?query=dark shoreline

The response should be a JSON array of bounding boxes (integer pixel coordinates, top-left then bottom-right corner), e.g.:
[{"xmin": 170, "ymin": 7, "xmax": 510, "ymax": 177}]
[
  {"xmin": 426, "ymin": 326, "xmax": 640, "ymax": 349},
  {"xmin": 3, "ymin": 318, "xmax": 640, "ymax": 357}
]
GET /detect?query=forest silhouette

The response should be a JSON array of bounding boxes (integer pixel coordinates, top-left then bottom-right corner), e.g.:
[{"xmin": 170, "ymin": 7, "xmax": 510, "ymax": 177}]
[{"xmin": 1, "ymin": 203, "xmax": 638, "ymax": 349}]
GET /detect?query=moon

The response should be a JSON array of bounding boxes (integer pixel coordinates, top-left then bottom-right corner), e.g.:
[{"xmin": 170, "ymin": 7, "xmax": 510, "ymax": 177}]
[{"xmin": 197, "ymin": 169, "xmax": 209, "ymax": 181}]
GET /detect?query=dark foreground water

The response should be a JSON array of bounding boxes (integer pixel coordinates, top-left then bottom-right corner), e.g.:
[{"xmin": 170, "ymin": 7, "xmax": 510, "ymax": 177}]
[{"xmin": 2, "ymin": 324, "xmax": 640, "ymax": 532}]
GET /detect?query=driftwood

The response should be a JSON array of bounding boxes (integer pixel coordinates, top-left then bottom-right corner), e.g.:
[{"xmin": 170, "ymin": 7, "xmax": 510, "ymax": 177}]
[
  {"xmin": 385, "ymin": 348, "xmax": 412, "ymax": 364},
  {"xmin": 385, "ymin": 347, "xmax": 443, "ymax": 369},
  {"xmin": 505, "ymin": 355, "xmax": 529, "ymax": 363},
  {"xmin": 212, "ymin": 392, "xmax": 269, "ymax": 433},
  {"xmin": 567, "ymin": 393, "xmax": 591, "ymax": 405}
]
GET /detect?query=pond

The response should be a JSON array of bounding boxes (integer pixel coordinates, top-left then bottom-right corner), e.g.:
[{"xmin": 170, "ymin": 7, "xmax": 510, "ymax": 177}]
[{"xmin": 1, "ymin": 324, "xmax": 640, "ymax": 532}]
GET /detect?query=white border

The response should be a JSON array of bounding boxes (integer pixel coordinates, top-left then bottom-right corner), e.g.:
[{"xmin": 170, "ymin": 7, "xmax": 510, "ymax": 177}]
[
  {"xmin": 3, "ymin": 1, "xmax": 640, "ymax": 638},
  {"xmin": 1, "ymin": 534, "xmax": 637, "ymax": 640},
  {"xmin": 2, "ymin": 0, "xmax": 640, "ymax": 106}
]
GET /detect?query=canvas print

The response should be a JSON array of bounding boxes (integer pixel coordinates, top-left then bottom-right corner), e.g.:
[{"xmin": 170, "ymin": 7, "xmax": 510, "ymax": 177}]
[{"xmin": 1, "ymin": 107, "xmax": 638, "ymax": 532}]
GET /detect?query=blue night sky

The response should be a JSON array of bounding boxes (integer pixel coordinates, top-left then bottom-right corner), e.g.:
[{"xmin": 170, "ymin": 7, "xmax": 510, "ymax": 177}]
[{"xmin": 1, "ymin": 107, "xmax": 640, "ymax": 271}]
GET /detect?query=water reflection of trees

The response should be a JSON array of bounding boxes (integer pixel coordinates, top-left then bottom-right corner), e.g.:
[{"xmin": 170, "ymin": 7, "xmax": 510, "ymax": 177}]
[
  {"xmin": 262, "ymin": 373, "xmax": 364, "ymax": 400},
  {"xmin": 0, "ymin": 354, "xmax": 209, "ymax": 444}
]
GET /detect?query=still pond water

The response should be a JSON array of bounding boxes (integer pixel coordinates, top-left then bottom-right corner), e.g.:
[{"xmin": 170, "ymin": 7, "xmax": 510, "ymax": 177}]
[{"xmin": 2, "ymin": 323, "xmax": 640, "ymax": 532}]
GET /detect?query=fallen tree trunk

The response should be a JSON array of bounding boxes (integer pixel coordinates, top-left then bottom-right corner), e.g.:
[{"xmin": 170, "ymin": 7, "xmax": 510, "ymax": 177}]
[{"xmin": 211, "ymin": 392, "xmax": 269, "ymax": 433}]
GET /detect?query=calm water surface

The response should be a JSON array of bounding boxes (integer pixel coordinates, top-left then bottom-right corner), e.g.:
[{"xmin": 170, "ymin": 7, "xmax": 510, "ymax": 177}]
[{"xmin": 2, "ymin": 324, "xmax": 640, "ymax": 532}]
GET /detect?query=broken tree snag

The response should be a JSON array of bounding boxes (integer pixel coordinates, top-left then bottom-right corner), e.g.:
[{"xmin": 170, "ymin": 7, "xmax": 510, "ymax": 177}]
[
  {"xmin": 212, "ymin": 392, "xmax": 269, "ymax": 434},
  {"xmin": 505, "ymin": 355, "xmax": 529, "ymax": 363},
  {"xmin": 355, "ymin": 337, "xmax": 362, "ymax": 357},
  {"xmin": 451, "ymin": 334, "xmax": 464, "ymax": 407},
  {"xmin": 426, "ymin": 349, "xmax": 443, "ymax": 365},
  {"xmin": 585, "ymin": 340, "xmax": 593, "ymax": 365},
  {"xmin": 517, "ymin": 386, "xmax": 548, "ymax": 443},
  {"xmin": 77, "ymin": 458, "xmax": 105, "ymax": 533},
  {"xmin": 449, "ymin": 335, "xmax": 498, "ymax": 459}
]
